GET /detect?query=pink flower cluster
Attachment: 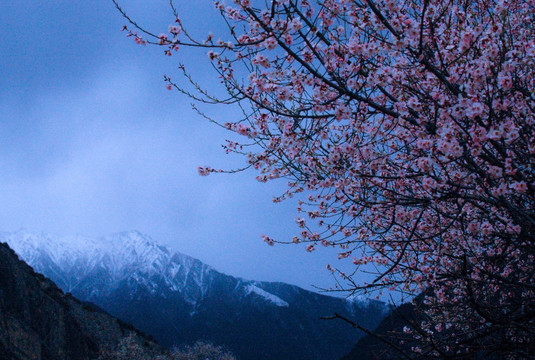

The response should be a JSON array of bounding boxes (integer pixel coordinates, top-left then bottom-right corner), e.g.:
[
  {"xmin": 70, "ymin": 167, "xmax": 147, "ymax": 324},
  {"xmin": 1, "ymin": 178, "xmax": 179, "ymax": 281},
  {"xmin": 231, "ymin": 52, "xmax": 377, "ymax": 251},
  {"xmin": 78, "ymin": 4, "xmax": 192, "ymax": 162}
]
[{"xmin": 123, "ymin": 0, "xmax": 535, "ymax": 356}]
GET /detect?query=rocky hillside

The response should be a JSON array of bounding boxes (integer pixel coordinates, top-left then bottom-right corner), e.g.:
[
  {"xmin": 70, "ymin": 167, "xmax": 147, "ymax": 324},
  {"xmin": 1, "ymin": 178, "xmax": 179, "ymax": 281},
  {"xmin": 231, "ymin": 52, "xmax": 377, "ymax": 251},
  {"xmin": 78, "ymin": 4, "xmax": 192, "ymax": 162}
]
[{"xmin": 0, "ymin": 241, "xmax": 162, "ymax": 360}]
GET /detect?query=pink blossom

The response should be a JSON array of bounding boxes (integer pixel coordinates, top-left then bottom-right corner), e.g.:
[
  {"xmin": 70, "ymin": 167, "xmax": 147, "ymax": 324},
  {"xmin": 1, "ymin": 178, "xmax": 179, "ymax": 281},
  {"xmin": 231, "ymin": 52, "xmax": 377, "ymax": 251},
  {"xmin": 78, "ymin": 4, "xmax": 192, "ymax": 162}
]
[
  {"xmin": 422, "ymin": 177, "xmax": 437, "ymax": 191},
  {"xmin": 252, "ymin": 54, "xmax": 270, "ymax": 68},
  {"xmin": 169, "ymin": 25, "xmax": 180, "ymax": 35},
  {"xmin": 261, "ymin": 234, "xmax": 275, "ymax": 246},
  {"xmin": 289, "ymin": 18, "xmax": 302, "ymax": 32},
  {"xmin": 197, "ymin": 166, "xmax": 211, "ymax": 176},
  {"xmin": 263, "ymin": 36, "xmax": 277, "ymax": 50},
  {"xmin": 158, "ymin": 34, "xmax": 168, "ymax": 45},
  {"xmin": 511, "ymin": 182, "xmax": 528, "ymax": 193}
]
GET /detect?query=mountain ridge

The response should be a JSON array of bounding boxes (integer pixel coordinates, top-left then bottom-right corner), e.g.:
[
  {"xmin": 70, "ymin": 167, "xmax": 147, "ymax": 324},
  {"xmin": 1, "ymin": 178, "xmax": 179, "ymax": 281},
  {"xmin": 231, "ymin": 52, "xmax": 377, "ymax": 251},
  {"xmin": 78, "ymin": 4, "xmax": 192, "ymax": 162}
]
[
  {"xmin": 2, "ymin": 229, "xmax": 389, "ymax": 360},
  {"xmin": 4, "ymin": 229, "xmax": 374, "ymax": 309}
]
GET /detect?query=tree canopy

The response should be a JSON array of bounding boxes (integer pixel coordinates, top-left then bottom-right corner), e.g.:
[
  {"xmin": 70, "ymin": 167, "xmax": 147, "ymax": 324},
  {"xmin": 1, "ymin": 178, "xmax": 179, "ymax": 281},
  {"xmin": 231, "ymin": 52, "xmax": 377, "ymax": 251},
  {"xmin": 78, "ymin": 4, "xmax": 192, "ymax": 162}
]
[{"xmin": 116, "ymin": 0, "xmax": 535, "ymax": 357}]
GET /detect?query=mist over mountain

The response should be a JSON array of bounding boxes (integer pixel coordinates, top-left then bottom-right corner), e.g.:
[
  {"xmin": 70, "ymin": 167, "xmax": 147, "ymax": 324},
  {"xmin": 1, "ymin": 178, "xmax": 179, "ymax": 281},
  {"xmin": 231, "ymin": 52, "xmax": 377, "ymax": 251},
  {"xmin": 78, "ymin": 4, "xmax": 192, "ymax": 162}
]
[{"xmin": 2, "ymin": 230, "xmax": 389, "ymax": 360}]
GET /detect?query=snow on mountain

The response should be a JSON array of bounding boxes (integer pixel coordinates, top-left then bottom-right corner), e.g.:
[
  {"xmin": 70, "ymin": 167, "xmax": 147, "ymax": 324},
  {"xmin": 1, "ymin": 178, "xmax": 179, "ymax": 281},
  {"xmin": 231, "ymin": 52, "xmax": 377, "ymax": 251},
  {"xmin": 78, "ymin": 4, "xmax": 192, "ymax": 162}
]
[
  {"xmin": 246, "ymin": 283, "xmax": 289, "ymax": 307},
  {"xmin": 1, "ymin": 230, "xmax": 285, "ymax": 308}
]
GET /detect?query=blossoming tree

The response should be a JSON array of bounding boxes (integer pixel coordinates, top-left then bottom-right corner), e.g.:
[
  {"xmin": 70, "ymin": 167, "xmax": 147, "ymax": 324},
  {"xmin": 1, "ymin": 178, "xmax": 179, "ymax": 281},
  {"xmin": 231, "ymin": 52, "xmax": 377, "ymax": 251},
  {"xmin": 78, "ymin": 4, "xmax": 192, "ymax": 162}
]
[{"xmin": 115, "ymin": 0, "xmax": 535, "ymax": 357}]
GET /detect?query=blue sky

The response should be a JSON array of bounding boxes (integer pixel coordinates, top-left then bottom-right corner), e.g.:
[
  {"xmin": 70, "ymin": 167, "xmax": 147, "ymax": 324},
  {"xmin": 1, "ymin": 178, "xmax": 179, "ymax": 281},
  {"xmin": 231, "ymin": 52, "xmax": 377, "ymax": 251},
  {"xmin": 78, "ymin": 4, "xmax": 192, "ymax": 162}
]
[{"xmin": 0, "ymin": 0, "xmax": 372, "ymax": 295}]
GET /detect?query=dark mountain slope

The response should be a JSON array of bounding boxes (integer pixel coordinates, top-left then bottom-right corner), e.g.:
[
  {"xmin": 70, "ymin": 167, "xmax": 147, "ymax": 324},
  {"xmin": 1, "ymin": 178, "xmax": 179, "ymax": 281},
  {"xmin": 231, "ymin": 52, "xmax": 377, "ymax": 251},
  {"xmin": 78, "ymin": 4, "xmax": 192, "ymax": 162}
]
[
  {"xmin": 340, "ymin": 299, "xmax": 423, "ymax": 360},
  {"xmin": 99, "ymin": 274, "xmax": 388, "ymax": 360},
  {"xmin": 340, "ymin": 291, "xmax": 525, "ymax": 360},
  {"xmin": 0, "ymin": 241, "xmax": 161, "ymax": 360}
]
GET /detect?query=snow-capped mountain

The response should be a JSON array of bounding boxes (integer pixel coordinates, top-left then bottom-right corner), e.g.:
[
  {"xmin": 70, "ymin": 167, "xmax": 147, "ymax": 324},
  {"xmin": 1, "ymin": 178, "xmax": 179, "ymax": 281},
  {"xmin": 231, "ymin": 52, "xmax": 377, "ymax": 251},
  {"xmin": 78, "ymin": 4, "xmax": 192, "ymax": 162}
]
[
  {"xmin": 1, "ymin": 230, "xmax": 388, "ymax": 360},
  {"xmin": 4, "ymin": 230, "xmax": 213, "ymax": 306}
]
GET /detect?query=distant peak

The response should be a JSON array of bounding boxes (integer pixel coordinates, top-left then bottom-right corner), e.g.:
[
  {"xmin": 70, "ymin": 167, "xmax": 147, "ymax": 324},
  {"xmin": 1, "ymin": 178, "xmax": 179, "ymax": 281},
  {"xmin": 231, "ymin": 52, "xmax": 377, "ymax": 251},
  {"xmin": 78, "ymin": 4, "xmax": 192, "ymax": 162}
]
[{"xmin": 0, "ymin": 230, "xmax": 214, "ymax": 297}]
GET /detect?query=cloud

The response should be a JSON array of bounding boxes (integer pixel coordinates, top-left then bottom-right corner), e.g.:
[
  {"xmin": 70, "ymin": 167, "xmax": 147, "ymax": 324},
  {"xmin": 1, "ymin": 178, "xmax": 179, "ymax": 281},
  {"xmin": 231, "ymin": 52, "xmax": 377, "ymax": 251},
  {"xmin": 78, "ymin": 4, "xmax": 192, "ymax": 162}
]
[{"xmin": 0, "ymin": 0, "xmax": 382, "ymax": 297}]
